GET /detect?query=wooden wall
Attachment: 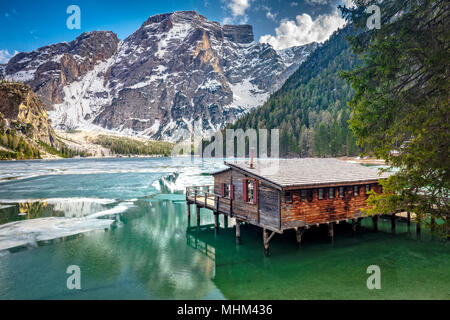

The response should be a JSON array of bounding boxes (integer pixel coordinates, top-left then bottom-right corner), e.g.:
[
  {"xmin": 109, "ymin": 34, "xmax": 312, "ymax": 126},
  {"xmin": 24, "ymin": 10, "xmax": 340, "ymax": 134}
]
[
  {"xmin": 281, "ymin": 184, "xmax": 382, "ymax": 227},
  {"xmin": 214, "ymin": 170, "xmax": 232, "ymax": 214},
  {"xmin": 213, "ymin": 169, "xmax": 281, "ymax": 230},
  {"xmin": 259, "ymin": 183, "xmax": 280, "ymax": 230}
]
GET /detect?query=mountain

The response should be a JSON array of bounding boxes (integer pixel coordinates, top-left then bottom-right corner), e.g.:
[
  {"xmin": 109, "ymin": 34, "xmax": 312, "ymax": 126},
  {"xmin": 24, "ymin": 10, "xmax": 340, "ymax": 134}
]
[
  {"xmin": 0, "ymin": 81, "xmax": 59, "ymax": 159},
  {"xmin": 1, "ymin": 11, "xmax": 317, "ymax": 141},
  {"xmin": 228, "ymin": 25, "xmax": 360, "ymax": 158}
]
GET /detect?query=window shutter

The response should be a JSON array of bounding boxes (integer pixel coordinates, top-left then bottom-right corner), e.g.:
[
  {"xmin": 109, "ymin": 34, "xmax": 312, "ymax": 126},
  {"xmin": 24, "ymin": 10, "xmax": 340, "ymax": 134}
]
[
  {"xmin": 221, "ymin": 183, "xmax": 225, "ymax": 197},
  {"xmin": 243, "ymin": 179, "xmax": 247, "ymax": 202},
  {"xmin": 253, "ymin": 180, "xmax": 258, "ymax": 205},
  {"xmin": 230, "ymin": 184, "xmax": 234, "ymax": 200}
]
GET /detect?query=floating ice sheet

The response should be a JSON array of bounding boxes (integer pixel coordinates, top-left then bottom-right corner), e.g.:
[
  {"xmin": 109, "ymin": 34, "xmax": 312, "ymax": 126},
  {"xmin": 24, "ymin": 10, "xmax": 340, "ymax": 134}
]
[{"xmin": 0, "ymin": 216, "xmax": 114, "ymax": 251}]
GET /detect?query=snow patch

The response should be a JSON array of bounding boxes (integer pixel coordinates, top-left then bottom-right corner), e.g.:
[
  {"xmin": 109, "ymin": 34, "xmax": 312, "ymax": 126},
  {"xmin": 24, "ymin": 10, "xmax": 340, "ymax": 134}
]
[
  {"xmin": 227, "ymin": 78, "xmax": 269, "ymax": 110},
  {"xmin": 48, "ymin": 57, "xmax": 116, "ymax": 129}
]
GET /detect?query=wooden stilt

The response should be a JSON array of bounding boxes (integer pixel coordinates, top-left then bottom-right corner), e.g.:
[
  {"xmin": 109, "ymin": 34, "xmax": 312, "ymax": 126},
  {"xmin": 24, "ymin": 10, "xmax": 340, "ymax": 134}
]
[
  {"xmin": 187, "ymin": 203, "xmax": 191, "ymax": 219},
  {"xmin": 263, "ymin": 229, "xmax": 269, "ymax": 256},
  {"xmin": 391, "ymin": 213, "xmax": 396, "ymax": 231},
  {"xmin": 295, "ymin": 228, "xmax": 305, "ymax": 247},
  {"xmin": 431, "ymin": 216, "xmax": 436, "ymax": 232},
  {"xmin": 224, "ymin": 215, "xmax": 229, "ymax": 228},
  {"xmin": 447, "ymin": 222, "xmax": 450, "ymax": 240},
  {"xmin": 214, "ymin": 213, "xmax": 219, "ymax": 232},
  {"xmin": 263, "ymin": 229, "xmax": 276, "ymax": 256},
  {"xmin": 235, "ymin": 220, "xmax": 241, "ymax": 245},
  {"xmin": 407, "ymin": 212, "xmax": 411, "ymax": 226},
  {"xmin": 416, "ymin": 219, "xmax": 421, "ymax": 234},
  {"xmin": 196, "ymin": 206, "xmax": 200, "ymax": 225},
  {"xmin": 351, "ymin": 219, "xmax": 357, "ymax": 234},
  {"xmin": 328, "ymin": 223, "xmax": 334, "ymax": 240},
  {"xmin": 372, "ymin": 215, "xmax": 378, "ymax": 231}
]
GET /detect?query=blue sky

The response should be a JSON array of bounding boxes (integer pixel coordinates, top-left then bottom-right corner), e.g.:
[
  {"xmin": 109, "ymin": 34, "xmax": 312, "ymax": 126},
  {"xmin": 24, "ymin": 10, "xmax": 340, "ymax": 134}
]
[{"xmin": 0, "ymin": 0, "xmax": 351, "ymax": 62}]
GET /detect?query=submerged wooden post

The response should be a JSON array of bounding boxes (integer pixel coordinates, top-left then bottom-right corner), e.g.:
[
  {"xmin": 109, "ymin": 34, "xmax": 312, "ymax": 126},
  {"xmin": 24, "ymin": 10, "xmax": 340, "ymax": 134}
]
[
  {"xmin": 372, "ymin": 215, "xmax": 378, "ymax": 231},
  {"xmin": 235, "ymin": 219, "xmax": 241, "ymax": 245},
  {"xmin": 407, "ymin": 212, "xmax": 411, "ymax": 226},
  {"xmin": 416, "ymin": 219, "xmax": 421, "ymax": 234},
  {"xmin": 391, "ymin": 213, "xmax": 396, "ymax": 231}
]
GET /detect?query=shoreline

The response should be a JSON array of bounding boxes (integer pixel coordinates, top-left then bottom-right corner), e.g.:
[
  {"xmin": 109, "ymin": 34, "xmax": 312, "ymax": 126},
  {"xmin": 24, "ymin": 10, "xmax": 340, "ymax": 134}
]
[{"xmin": 0, "ymin": 156, "xmax": 388, "ymax": 164}]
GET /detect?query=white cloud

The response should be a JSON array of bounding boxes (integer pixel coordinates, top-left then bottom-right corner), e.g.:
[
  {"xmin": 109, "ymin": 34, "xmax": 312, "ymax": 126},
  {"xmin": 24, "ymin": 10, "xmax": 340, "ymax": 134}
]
[
  {"xmin": 306, "ymin": 0, "xmax": 333, "ymax": 4},
  {"xmin": 266, "ymin": 10, "xmax": 277, "ymax": 21},
  {"xmin": 0, "ymin": 49, "xmax": 18, "ymax": 64},
  {"xmin": 340, "ymin": 0, "xmax": 356, "ymax": 8},
  {"xmin": 262, "ymin": 6, "xmax": 277, "ymax": 22},
  {"xmin": 222, "ymin": 0, "xmax": 254, "ymax": 24},
  {"xmin": 304, "ymin": 0, "xmax": 355, "ymax": 7},
  {"xmin": 290, "ymin": 2, "xmax": 299, "ymax": 7},
  {"xmin": 227, "ymin": 0, "xmax": 253, "ymax": 17},
  {"xmin": 259, "ymin": 9, "xmax": 346, "ymax": 50}
]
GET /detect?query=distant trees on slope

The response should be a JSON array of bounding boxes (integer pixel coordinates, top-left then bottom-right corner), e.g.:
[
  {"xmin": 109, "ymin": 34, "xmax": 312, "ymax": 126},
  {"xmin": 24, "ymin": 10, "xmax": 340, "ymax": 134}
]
[{"xmin": 228, "ymin": 25, "xmax": 360, "ymax": 158}]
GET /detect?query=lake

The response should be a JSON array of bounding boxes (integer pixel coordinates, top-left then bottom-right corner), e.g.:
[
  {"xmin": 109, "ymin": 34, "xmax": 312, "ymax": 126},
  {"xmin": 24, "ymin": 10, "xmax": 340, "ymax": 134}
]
[{"xmin": 0, "ymin": 157, "xmax": 448, "ymax": 299}]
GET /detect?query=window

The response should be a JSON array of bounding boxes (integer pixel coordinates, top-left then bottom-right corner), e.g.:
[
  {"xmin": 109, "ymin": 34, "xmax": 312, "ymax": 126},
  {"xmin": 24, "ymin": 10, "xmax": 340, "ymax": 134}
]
[
  {"xmin": 366, "ymin": 185, "xmax": 371, "ymax": 194},
  {"xmin": 223, "ymin": 183, "xmax": 230, "ymax": 198},
  {"xmin": 248, "ymin": 180, "xmax": 254, "ymax": 203},
  {"xmin": 318, "ymin": 188, "xmax": 324, "ymax": 200},
  {"xmin": 339, "ymin": 186, "xmax": 345, "ymax": 198},
  {"xmin": 354, "ymin": 185, "xmax": 359, "ymax": 196},
  {"xmin": 285, "ymin": 192, "xmax": 292, "ymax": 203},
  {"xmin": 329, "ymin": 187, "xmax": 335, "ymax": 199},
  {"xmin": 243, "ymin": 179, "xmax": 256, "ymax": 204},
  {"xmin": 301, "ymin": 189, "xmax": 307, "ymax": 202}
]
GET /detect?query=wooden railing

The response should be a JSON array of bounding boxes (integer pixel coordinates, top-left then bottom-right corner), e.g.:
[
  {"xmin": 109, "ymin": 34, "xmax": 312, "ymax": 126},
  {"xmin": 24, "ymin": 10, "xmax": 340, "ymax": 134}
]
[{"xmin": 186, "ymin": 185, "xmax": 220, "ymax": 209}]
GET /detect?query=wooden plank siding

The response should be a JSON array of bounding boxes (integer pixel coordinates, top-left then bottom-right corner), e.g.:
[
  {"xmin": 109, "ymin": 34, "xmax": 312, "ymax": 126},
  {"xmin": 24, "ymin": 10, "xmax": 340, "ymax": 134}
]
[
  {"xmin": 259, "ymin": 183, "xmax": 281, "ymax": 230},
  {"xmin": 281, "ymin": 183, "xmax": 382, "ymax": 228},
  {"xmin": 213, "ymin": 170, "xmax": 232, "ymax": 214},
  {"xmin": 213, "ymin": 169, "xmax": 281, "ymax": 231}
]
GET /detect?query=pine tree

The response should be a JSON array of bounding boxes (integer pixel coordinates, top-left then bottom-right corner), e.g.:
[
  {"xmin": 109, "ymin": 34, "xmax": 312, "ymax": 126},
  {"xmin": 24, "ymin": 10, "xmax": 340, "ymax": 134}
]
[{"xmin": 341, "ymin": 0, "xmax": 449, "ymax": 235}]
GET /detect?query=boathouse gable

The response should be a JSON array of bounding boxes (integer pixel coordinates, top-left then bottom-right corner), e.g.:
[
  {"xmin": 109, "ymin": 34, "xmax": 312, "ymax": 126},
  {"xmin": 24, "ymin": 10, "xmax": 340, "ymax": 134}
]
[{"xmin": 213, "ymin": 167, "xmax": 281, "ymax": 230}]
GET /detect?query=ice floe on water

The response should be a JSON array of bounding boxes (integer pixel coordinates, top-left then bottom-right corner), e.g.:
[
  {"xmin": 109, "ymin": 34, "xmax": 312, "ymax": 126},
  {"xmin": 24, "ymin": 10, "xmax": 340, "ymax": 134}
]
[
  {"xmin": 0, "ymin": 217, "xmax": 115, "ymax": 251},
  {"xmin": 88, "ymin": 202, "xmax": 135, "ymax": 219},
  {"xmin": 0, "ymin": 198, "xmax": 134, "ymax": 251}
]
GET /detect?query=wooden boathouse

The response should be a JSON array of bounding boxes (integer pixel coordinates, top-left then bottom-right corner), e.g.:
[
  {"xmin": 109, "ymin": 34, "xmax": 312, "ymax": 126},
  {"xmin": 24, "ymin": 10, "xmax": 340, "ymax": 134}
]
[{"xmin": 186, "ymin": 158, "xmax": 391, "ymax": 255}]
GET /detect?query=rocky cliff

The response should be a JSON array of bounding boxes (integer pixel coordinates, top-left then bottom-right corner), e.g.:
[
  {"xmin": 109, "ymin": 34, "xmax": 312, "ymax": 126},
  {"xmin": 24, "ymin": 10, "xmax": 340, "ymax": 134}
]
[{"xmin": 0, "ymin": 81, "xmax": 58, "ymax": 159}]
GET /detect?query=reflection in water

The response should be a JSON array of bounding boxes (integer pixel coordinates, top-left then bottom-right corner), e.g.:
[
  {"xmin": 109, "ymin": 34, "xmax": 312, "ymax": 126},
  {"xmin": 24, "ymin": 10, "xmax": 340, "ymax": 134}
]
[
  {"xmin": 186, "ymin": 217, "xmax": 450, "ymax": 300},
  {"xmin": 110, "ymin": 199, "xmax": 217, "ymax": 299}
]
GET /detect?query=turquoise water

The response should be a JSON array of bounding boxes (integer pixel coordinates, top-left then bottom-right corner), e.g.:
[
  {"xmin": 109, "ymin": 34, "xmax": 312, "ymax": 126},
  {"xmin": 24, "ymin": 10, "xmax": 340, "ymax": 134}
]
[{"xmin": 0, "ymin": 158, "xmax": 448, "ymax": 299}]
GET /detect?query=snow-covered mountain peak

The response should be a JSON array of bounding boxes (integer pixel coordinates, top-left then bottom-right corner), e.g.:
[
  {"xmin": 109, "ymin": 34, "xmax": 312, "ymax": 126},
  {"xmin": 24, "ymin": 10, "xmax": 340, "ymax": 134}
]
[{"xmin": 1, "ymin": 11, "xmax": 317, "ymax": 141}]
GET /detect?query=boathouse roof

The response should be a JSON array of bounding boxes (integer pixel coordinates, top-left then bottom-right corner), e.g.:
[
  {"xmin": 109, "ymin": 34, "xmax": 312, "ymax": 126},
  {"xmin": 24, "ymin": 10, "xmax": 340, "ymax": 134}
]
[{"xmin": 224, "ymin": 159, "xmax": 391, "ymax": 189}]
